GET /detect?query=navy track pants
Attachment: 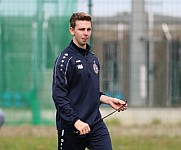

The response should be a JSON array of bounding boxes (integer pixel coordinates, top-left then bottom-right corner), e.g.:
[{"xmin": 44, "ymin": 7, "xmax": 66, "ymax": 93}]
[{"xmin": 58, "ymin": 121, "xmax": 112, "ymax": 150}]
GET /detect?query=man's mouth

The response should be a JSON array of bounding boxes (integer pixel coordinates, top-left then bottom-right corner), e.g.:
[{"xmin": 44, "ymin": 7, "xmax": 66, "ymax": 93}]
[{"xmin": 82, "ymin": 38, "xmax": 88, "ymax": 42}]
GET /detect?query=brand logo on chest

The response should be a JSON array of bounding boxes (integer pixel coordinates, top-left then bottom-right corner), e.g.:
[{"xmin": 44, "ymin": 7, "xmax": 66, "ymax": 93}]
[{"xmin": 77, "ymin": 64, "xmax": 83, "ymax": 69}]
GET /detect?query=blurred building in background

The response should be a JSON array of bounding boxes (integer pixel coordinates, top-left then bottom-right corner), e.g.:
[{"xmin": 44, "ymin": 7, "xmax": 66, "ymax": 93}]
[{"xmin": 93, "ymin": 12, "xmax": 181, "ymax": 107}]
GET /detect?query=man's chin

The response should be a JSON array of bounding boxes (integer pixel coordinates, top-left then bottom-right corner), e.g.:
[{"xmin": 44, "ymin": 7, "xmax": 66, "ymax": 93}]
[
  {"xmin": 81, "ymin": 41, "xmax": 87, "ymax": 46},
  {"xmin": 82, "ymin": 40, "xmax": 88, "ymax": 44}
]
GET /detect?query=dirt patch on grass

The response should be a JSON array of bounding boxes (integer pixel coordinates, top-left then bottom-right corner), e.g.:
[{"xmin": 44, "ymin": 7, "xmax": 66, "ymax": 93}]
[
  {"xmin": 0, "ymin": 125, "xmax": 57, "ymax": 137},
  {"xmin": 1, "ymin": 124, "xmax": 181, "ymax": 137},
  {"xmin": 109, "ymin": 125, "xmax": 181, "ymax": 137}
]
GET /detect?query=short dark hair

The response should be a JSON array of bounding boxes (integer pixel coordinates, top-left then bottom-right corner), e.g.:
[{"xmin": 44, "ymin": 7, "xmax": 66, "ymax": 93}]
[{"xmin": 69, "ymin": 12, "xmax": 92, "ymax": 28}]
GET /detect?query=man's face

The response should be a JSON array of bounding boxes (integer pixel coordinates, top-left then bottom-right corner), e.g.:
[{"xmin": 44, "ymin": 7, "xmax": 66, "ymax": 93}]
[{"xmin": 70, "ymin": 20, "xmax": 92, "ymax": 49}]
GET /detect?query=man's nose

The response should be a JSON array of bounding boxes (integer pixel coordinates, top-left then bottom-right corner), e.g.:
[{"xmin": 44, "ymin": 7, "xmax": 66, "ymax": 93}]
[{"xmin": 83, "ymin": 30, "xmax": 88, "ymax": 35}]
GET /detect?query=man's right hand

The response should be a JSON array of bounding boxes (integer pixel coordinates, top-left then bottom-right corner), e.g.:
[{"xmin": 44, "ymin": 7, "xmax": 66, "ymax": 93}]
[{"xmin": 74, "ymin": 119, "xmax": 91, "ymax": 135}]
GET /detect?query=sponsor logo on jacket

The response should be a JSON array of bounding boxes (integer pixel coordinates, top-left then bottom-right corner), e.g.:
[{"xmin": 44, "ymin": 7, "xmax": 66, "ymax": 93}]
[{"xmin": 77, "ymin": 64, "xmax": 83, "ymax": 69}]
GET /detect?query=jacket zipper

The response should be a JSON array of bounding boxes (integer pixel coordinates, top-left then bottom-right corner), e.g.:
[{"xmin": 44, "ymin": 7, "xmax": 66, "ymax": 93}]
[{"xmin": 85, "ymin": 53, "xmax": 91, "ymax": 78}]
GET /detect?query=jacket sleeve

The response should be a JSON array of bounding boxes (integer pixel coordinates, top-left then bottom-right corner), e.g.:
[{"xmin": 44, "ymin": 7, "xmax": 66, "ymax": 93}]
[{"xmin": 52, "ymin": 54, "xmax": 79, "ymax": 125}]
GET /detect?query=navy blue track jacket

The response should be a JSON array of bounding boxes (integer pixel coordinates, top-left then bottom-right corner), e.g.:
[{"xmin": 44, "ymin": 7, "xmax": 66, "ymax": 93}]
[{"xmin": 52, "ymin": 41, "xmax": 103, "ymax": 130}]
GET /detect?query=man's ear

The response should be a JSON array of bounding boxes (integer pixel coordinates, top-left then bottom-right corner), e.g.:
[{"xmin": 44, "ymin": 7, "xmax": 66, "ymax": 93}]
[{"xmin": 69, "ymin": 27, "xmax": 75, "ymax": 36}]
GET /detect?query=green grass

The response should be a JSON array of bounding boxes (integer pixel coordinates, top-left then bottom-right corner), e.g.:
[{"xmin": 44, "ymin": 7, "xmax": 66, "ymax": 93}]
[
  {"xmin": 111, "ymin": 136, "xmax": 181, "ymax": 150},
  {"xmin": 0, "ymin": 135, "xmax": 181, "ymax": 150},
  {"xmin": 0, "ymin": 136, "xmax": 57, "ymax": 150},
  {"xmin": 0, "ymin": 125, "xmax": 181, "ymax": 150}
]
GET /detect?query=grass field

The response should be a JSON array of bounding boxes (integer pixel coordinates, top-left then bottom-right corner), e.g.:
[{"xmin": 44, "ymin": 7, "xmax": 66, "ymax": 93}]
[{"xmin": 0, "ymin": 123, "xmax": 181, "ymax": 150}]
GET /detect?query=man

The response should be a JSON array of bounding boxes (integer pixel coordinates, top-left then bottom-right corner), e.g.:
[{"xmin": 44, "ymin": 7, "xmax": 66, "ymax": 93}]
[{"xmin": 52, "ymin": 12, "xmax": 127, "ymax": 150}]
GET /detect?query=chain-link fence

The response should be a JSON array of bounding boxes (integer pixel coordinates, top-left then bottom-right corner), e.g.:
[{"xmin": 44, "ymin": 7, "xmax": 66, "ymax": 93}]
[
  {"xmin": 0, "ymin": 0, "xmax": 77, "ymax": 125},
  {"xmin": 0, "ymin": 0, "xmax": 181, "ymax": 125}
]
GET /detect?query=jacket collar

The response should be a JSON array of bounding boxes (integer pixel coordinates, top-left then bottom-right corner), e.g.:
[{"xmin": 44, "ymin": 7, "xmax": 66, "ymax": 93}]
[{"xmin": 70, "ymin": 40, "xmax": 91, "ymax": 56}]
